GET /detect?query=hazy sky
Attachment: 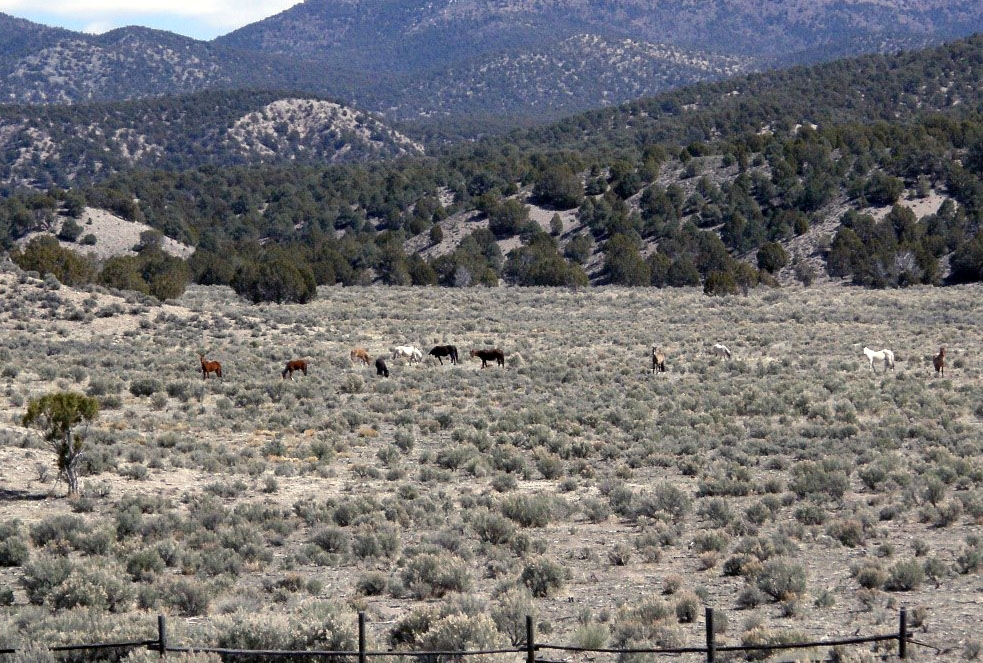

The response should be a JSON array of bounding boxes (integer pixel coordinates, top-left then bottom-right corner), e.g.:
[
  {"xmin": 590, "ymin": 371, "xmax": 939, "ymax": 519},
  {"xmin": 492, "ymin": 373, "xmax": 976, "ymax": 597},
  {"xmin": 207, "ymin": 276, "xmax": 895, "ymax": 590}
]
[{"xmin": 0, "ymin": 1, "xmax": 303, "ymax": 40}]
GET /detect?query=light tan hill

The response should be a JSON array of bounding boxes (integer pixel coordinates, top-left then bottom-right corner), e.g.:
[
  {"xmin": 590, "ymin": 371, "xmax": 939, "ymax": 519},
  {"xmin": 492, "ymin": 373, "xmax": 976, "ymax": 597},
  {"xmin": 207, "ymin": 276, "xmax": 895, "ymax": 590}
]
[{"xmin": 17, "ymin": 207, "xmax": 193, "ymax": 261}]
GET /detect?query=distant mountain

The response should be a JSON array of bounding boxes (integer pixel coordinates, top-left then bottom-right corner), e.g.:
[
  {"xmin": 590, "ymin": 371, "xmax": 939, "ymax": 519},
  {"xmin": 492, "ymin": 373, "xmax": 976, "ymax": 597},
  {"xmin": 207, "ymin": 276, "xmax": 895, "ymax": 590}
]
[
  {"xmin": 0, "ymin": 90, "xmax": 422, "ymax": 188},
  {"xmin": 5, "ymin": 2, "xmax": 983, "ymax": 130}
]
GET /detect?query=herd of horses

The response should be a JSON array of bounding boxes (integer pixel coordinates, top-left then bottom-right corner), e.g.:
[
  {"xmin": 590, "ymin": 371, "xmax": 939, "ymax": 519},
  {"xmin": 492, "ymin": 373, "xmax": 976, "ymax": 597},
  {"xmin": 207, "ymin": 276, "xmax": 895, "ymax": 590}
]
[
  {"xmin": 200, "ymin": 342, "xmax": 948, "ymax": 382},
  {"xmin": 650, "ymin": 345, "xmax": 946, "ymax": 375},
  {"xmin": 197, "ymin": 344, "xmax": 507, "ymax": 381}
]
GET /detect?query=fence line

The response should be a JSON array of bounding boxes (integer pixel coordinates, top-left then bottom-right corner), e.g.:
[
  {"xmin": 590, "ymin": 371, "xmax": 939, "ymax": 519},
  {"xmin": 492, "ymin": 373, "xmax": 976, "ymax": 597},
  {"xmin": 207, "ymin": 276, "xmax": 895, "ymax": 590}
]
[{"xmin": 0, "ymin": 608, "xmax": 918, "ymax": 662}]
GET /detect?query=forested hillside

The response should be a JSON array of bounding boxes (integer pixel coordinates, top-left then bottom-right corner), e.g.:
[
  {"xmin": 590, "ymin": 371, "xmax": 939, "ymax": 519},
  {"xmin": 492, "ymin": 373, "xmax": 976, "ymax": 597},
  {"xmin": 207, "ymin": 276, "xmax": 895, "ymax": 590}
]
[
  {"xmin": 4, "ymin": 36, "xmax": 983, "ymax": 300},
  {"xmin": 0, "ymin": 90, "xmax": 422, "ymax": 188}
]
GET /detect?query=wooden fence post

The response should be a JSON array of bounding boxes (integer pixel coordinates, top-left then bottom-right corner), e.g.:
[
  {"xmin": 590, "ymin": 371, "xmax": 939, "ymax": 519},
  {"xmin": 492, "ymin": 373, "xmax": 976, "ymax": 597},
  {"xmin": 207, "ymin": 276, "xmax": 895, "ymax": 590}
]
[
  {"xmin": 359, "ymin": 612, "xmax": 367, "ymax": 663},
  {"xmin": 898, "ymin": 607, "xmax": 907, "ymax": 659},
  {"xmin": 526, "ymin": 615, "xmax": 535, "ymax": 663},
  {"xmin": 705, "ymin": 607, "xmax": 715, "ymax": 663},
  {"xmin": 157, "ymin": 615, "xmax": 167, "ymax": 657}
]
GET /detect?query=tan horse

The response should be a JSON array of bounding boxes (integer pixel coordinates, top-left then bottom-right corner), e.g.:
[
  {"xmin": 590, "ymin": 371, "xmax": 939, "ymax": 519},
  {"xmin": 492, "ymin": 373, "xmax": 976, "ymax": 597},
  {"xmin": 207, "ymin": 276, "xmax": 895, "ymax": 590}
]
[
  {"xmin": 350, "ymin": 348, "xmax": 370, "ymax": 366},
  {"xmin": 651, "ymin": 347, "xmax": 666, "ymax": 373},
  {"xmin": 199, "ymin": 354, "xmax": 222, "ymax": 379},
  {"xmin": 933, "ymin": 347, "xmax": 946, "ymax": 376}
]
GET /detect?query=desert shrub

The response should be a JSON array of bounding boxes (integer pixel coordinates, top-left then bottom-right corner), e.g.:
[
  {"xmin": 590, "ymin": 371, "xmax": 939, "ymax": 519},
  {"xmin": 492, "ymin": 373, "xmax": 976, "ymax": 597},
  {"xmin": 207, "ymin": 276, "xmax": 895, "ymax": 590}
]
[
  {"xmin": 129, "ymin": 377, "xmax": 163, "ymax": 397},
  {"xmin": 674, "ymin": 591, "xmax": 701, "ymax": 623},
  {"xmin": 854, "ymin": 563, "xmax": 888, "ymax": 589},
  {"xmin": 884, "ymin": 560, "xmax": 924, "ymax": 591},
  {"xmin": 608, "ymin": 543, "xmax": 632, "ymax": 566},
  {"xmin": 491, "ymin": 587, "xmax": 537, "ymax": 646},
  {"xmin": 470, "ymin": 509, "xmax": 515, "ymax": 545},
  {"xmin": 520, "ymin": 557, "xmax": 566, "ymax": 597},
  {"xmin": 7, "ymin": 643, "xmax": 56, "ymax": 663},
  {"xmin": 0, "ymin": 521, "xmax": 30, "ymax": 567},
  {"xmin": 356, "ymin": 572, "xmax": 389, "ymax": 596},
  {"xmin": 421, "ymin": 613, "xmax": 508, "ymax": 657},
  {"xmin": 20, "ymin": 556, "xmax": 73, "ymax": 605},
  {"xmin": 633, "ymin": 484, "xmax": 691, "ymax": 523},
  {"xmin": 165, "ymin": 578, "xmax": 211, "ymax": 616},
  {"xmin": 572, "ymin": 623, "xmax": 609, "ymax": 649},
  {"xmin": 126, "ymin": 548, "xmax": 165, "ymax": 582},
  {"xmin": 826, "ymin": 519, "xmax": 864, "ymax": 547},
  {"xmin": 400, "ymin": 553, "xmax": 471, "ymax": 598},
  {"xmin": 215, "ymin": 603, "xmax": 355, "ymax": 650},
  {"xmin": 756, "ymin": 559, "xmax": 807, "ymax": 602},
  {"xmin": 49, "ymin": 566, "xmax": 133, "ymax": 612},
  {"xmin": 500, "ymin": 494, "xmax": 559, "ymax": 527},
  {"xmin": 789, "ymin": 461, "xmax": 849, "ymax": 501},
  {"xmin": 311, "ymin": 527, "xmax": 349, "ymax": 555}
]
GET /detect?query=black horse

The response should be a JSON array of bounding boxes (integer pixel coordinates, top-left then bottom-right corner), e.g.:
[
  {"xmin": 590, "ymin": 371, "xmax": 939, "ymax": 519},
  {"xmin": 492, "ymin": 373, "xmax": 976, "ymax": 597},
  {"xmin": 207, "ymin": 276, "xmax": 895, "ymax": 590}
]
[
  {"xmin": 429, "ymin": 345, "xmax": 459, "ymax": 365},
  {"xmin": 375, "ymin": 357, "xmax": 390, "ymax": 377},
  {"xmin": 470, "ymin": 348, "xmax": 505, "ymax": 368}
]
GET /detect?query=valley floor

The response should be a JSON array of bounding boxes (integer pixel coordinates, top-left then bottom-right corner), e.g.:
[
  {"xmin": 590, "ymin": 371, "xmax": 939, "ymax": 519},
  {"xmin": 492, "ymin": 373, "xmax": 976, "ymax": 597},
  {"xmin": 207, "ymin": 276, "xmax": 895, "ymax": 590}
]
[{"xmin": 1, "ymin": 270, "xmax": 981, "ymax": 660}]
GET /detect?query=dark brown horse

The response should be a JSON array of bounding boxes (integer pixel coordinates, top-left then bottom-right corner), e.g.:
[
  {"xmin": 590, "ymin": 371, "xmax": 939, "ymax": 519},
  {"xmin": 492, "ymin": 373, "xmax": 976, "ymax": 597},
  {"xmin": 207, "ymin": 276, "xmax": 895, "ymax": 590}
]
[
  {"xmin": 199, "ymin": 354, "xmax": 222, "ymax": 379},
  {"xmin": 933, "ymin": 347, "xmax": 946, "ymax": 376},
  {"xmin": 429, "ymin": 345, "xmax": 459, "ymax": 365},
  {"xmin": 470, "ymin": 348, "xmax": 504, "ymax": 368},
  {"xmin": 651, "ymin": 347, "xmax": 666, "ymax": 373},
  {"xmin": 282, "ymin": 359, "xmax": 308, "ymax": 380},
  {"xmin": 375, "ymin": 357, "xmax": 389, "ymax": 377}
]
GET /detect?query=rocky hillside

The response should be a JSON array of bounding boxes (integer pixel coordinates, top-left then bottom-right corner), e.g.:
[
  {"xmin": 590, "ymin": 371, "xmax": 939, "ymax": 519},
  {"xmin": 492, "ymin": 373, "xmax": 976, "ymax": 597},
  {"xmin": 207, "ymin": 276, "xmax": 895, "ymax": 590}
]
[
  {"xmin": 382, "ymin": 35, "xmax": 755, "ymax": 119},
  {"xmin": 0, "ymin": 90, "xmax": 423, "ymax": 188},
  {"xmin": 4, "ymin": 1, "xmax": 983, "ymax": 129}
]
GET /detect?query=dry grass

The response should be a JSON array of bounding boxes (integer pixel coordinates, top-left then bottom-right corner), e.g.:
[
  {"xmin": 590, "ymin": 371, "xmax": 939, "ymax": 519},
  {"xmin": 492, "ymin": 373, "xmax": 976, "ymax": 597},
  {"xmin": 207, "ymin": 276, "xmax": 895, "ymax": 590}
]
[{"xmin": 0, "ymin": 264, "xmax": 981, "ymax": 660}]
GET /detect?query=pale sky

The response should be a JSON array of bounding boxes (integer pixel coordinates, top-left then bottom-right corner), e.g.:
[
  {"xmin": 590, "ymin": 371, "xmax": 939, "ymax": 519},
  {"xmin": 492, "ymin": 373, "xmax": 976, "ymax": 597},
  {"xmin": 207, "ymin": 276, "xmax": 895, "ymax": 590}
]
[{"xmin": 0, "ymin": 1, "xmax": 303, "ymax": 40}]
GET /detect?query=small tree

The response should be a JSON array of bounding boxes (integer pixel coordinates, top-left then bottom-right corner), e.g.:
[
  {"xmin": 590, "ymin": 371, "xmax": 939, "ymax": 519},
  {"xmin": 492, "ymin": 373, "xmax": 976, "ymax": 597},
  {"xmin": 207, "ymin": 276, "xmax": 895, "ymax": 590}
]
[{"xmin": 23, "ymin": 392, "xmax": 99, "ymax": 497}]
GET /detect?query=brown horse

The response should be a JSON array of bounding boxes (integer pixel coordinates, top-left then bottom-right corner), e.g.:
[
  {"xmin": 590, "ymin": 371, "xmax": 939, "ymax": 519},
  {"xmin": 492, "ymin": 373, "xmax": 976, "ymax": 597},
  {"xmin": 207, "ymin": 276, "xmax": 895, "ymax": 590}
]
[
  {"xmin": 282, "ymin": 359, "xmax": 308, "ymax": 380},
  {"xmin": 933, "ymin": 347, "xmax": 946, "ymax": 376},
  {"xmin": 470, "ymin": 348, "xmax": 504, "ymax": 368},
  {"xmin": 350, "ymin": 348, "xmax": 370, "ymax": 366},
  {"xmin": 651, "ymin": 347, "xmax": 666, "ymax": 373},
  {"xmin": 199, "ymin": 354, "xmax": 222, "ymax": 379}
]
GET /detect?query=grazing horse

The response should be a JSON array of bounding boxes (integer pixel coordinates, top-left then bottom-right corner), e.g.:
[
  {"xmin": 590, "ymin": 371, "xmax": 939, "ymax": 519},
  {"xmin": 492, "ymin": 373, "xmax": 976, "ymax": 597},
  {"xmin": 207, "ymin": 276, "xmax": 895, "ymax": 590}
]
[
  {"xmin": 375, "ymin": 357, "xmax": 390, "ymax": 377},
  {"xmin": 863, "ymin": 347, "xmax": 895, "ymax": 372},
  {"xmin": 711, "ymin": 344, "xmax": 732, "ymax": 359},
  {"xmin": 392, "ymin": 346, "xmax": 423, "ymax": 363},
  {"xmin": 282, "ymin": 359, "xmax": 308, "ymax": 380},
  {"xmin": 651, "ymin": 347, "xmax": 666, "ymax": 373},
  {"xmin": 429, "ymin": 345, "xmax": 459, "ymax": 365},
  {"xmin": 199, "ymin": 354, "xmax": 222, "ymax": 379},
  {"xmin": 470, "ymin": 348, "xmax": 505, "ymax": 368},
  {"xmin": 933, "ymin": 347, "xmax": 946, "ymax": 376},
  {"xmin": 350, "ymin": 348, "xmax": 370, "ymax": 366}
]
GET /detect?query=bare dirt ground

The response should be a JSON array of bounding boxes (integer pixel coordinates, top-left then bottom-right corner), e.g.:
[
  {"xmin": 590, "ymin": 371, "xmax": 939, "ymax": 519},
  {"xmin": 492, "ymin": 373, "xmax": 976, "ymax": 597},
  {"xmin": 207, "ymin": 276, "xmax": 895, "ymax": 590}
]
[
  {"xmin": 1, "ymin": 268, "xmax": 981, "ymax": 660},
  {"xmin": 17, "ymin": 207, "xmax": 194, "ymax": 260}
]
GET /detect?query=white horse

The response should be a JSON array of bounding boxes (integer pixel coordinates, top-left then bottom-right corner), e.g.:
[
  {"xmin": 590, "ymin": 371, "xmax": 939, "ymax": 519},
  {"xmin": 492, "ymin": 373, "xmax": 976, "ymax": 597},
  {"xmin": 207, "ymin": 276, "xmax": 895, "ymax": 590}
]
[
  {"xmin": 863, "ymin": 347, "xmax": 895, "ymax": 372},
  {"xmin": 711, "ymin": 343, "xmax": 732, "ymax": 359},
  {"xmin": 392, "ymin": 345, "xmax": 423, "ymax": 363}
]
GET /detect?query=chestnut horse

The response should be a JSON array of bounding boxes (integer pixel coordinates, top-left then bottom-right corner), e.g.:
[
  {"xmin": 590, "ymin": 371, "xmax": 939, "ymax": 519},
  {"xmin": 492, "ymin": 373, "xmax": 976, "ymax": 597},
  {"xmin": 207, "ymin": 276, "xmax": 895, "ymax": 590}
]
[
  {"xmin": 282, "ymin": 359, "xmax": 308, "ymax": 380},
  {"xmin": 350, "ymin": 348, "xmax": 370, "ymax": 366},
  {"xmin": 933, "ymin": 347, "xmax": 946, "ymax": 376},
  {"xmin": 429, "ymin": 345, "xmax": 459, "ymax": 365},
  {"xmin": 470, "ymin": 348, "xmax": 504, "ymax": 368},
  {"xmin": 199, "ymin": 354, "xmax": 222, "ymax": 379},
  {"xmin": 651, "ymin": 347, "xmax": 666, "ymax": 373}
]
